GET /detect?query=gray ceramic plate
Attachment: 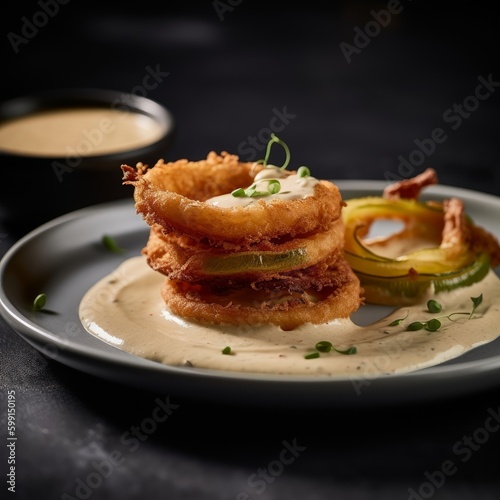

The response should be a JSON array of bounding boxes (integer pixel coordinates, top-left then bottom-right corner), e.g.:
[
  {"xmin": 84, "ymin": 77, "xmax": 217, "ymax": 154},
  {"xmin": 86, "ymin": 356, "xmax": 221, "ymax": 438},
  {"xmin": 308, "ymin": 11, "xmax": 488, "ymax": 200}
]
[{"xmin": 1, "ymin": 181, "xmax": 500, "ymax": 408}]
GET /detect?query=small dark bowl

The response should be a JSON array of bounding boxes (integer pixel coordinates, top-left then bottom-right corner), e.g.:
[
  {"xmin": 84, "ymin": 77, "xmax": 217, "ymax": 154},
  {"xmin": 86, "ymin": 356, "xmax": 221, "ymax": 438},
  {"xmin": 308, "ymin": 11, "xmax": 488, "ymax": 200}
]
[{"xmin": 0, "ymin": 88, "xmax": 175, "ymax": 234}]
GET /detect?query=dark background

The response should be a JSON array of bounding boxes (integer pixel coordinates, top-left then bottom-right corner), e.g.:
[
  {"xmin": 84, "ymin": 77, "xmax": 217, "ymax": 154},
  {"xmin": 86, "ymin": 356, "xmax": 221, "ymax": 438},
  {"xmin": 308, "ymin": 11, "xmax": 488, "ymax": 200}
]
[
  {"xmin": 2, "ymin": 1, "xmax": 500, "ymax": 197},
  {"xmin": 1, "ymin": 1, "xmax": 500, "ymax": 499}
]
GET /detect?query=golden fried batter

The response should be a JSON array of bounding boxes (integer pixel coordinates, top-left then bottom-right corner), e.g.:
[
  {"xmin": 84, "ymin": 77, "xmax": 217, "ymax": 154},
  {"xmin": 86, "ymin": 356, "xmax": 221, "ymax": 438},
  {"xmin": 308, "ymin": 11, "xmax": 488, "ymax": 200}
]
[
  {"xmin": 122, "ymin": 150, "xmax": 364, "ymax": 329},
  {"xmin": 161, "ymin": 258, "xmax": 363, "ymax": 331},
  {"xmin": 143, "ymin": 219, "xmax": 346, "ymax": 283},
  {"xmin": 122, "ymin": 152, "xmax": 345, "ymax": 248}
]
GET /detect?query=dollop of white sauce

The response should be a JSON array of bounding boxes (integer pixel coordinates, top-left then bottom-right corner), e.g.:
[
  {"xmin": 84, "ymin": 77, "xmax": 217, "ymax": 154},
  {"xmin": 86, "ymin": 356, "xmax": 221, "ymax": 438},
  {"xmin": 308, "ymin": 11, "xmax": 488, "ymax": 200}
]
[
  {"xmin": 206, "ymin": 166, "xmax": 319, "ymax": 208},
  {"xmin": 79, "ymin": 255, "xmax": 500, "ymax": 378}
]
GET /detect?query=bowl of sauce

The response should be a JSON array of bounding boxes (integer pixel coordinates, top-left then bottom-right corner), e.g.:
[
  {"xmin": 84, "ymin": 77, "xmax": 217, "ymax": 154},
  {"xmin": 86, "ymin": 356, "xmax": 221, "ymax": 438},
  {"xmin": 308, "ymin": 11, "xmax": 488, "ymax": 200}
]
[{"xmin": 0, "ymin": 88, "xmax": 175, "ymax": 233}]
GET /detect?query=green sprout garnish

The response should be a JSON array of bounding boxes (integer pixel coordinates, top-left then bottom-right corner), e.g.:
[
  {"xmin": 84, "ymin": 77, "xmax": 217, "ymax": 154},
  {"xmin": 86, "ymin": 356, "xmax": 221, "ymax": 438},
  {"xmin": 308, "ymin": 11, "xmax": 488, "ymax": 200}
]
[
  {"xmin": 102, "ymin": 235, "xmax": 124, "ymax": 253},
  {"xmin": 267, "ymin": 179, "xmax": 281, "ymax": 194},
  {"xmin": 304, "ymin": 340, "xmax": 357, "ymax": 359},
  {"xmin": 231, "ymin": 179, "xmax": 282, "ymax": 198},
  {"xmin": 388, "ymin": 310, "xmax": 409, "ymax": 326},
  {"xmin": 33, "ymin": 293, "xmax": 47, "ymax": 311},
  {"xmin": 388, "ymin": 294, "xmax": 484, "ymax": 332},
  {"xmin": 256, "ymin": 133, "xmax": 291, "ymax": 170},
  {"xmin": 297, "ymin": 166, "xmax": 310, "ymax": 178},
  {"xmin": 427, "ymin": 299, "xmax": 442, "ymax": 313},
  {"xmin": 304, "ymin": 351, "xmax": 320, "ymax": 359},
  {"xmin": 222, "ymin": 346, "xmax": 232, "ymax": 355},
  {"xmin": 232, "ymin": 134, "xmax": 311, "ymax": 199}
]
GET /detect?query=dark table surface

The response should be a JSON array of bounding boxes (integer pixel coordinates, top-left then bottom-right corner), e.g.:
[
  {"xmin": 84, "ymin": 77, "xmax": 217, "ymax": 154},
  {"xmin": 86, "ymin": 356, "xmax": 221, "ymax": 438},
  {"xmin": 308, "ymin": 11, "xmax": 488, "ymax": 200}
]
[{"xmin": 1, "ymin": 2, "xmax": 500, "ymax": 499}]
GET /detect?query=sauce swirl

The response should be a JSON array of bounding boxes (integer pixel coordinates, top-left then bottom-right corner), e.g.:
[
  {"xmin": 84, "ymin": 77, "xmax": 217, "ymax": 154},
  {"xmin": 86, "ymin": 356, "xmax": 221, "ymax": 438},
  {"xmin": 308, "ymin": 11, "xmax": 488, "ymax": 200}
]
[{"xmin": 79, "ymin": 256, "xmax": 500, "ymax": 377}]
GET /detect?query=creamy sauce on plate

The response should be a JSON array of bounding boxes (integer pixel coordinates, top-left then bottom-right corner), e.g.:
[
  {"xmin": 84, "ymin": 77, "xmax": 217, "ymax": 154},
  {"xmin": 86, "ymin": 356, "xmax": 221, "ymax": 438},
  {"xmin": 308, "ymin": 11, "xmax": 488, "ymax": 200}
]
[
  {"xmin": 0, "ymin": 108, "xmax": 165, "ymax": 157},
  {"xmin": 79, "ymin": 256, "xmax": 500, "ymax": 378}
]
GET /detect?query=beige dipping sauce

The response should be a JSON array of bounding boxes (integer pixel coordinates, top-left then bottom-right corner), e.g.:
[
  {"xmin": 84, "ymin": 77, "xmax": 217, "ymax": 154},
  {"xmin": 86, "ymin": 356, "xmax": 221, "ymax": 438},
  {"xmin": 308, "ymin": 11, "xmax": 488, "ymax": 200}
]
[
  {"xmin": 0, "ymin": 107, "xmax": 165, "ymax": 157},
  {"xmin": 79, "ymin": 256, "xmax": 500, "ymax": 378}
]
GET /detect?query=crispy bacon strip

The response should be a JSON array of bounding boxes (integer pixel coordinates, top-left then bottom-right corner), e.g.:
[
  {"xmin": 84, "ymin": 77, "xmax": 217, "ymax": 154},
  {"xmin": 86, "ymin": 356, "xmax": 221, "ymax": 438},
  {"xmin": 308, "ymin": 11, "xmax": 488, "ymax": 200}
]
[
  {"xmin": 383, "ymin": 168, "xmax": 439, "ymax": 200},
  {"xmin": 441, "ymin": 197, "xmax": 500, "ymax": 267},
  {"xmin": 440, "ymin": 198, "xmax": 471, "ymax": 249}
]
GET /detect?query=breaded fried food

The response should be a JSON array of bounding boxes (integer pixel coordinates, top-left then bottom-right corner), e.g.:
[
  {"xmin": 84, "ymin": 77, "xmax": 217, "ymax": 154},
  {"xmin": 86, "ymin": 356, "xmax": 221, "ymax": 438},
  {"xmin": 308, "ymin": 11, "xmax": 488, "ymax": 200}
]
[
  {"xmin": 161, "ymin": 257, "xmax": 362, "ymax": 331},
  {"xmin": 121, "ymin": 143, "xmax": 363, "ymax": 330},
  {"xmin": 143, "ymin": 219, "xmax": 346, "ymax": 283},
  {"xmin": 122, "ymin": 151, "xmax": 344, "ymax": 248}
]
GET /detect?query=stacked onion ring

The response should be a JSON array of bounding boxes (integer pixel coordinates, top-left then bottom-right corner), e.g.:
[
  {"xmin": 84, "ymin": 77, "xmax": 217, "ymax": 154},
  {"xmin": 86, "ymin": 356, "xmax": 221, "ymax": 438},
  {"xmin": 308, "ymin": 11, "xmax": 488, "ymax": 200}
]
[{"xmin": 122, "ymin": 151, "xmax": 364, "ymax": 330}]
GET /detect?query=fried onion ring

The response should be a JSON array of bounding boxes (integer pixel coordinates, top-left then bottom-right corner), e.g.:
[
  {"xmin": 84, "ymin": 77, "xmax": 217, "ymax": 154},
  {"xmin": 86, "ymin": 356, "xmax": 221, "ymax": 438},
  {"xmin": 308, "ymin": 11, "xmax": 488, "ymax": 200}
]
[
  {"xmin": 143, "ymin": 218, "xmax": 346, "ymax": 282},
  {"xmin": 161, "ymin": 257, "xmax": 363, "ymax": 331},
  {"xmin": 122, "ymin": 151, "xmax": 344, "ymax": 247}
]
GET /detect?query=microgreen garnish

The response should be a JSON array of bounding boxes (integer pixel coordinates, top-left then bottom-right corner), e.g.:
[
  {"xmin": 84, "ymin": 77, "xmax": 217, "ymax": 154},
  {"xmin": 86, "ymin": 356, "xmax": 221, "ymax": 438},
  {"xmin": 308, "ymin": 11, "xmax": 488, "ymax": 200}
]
[
  {"xmin": 297, "ymin": 166, "xmax": 310, "ymax": 178},
  {"xmin": 304, "ymin": 351, "xmax": 320, "ymax": 359},
  {"xmin": 388, "ymin": 310, "xmax": 409, "ymax": 326},
  {"xmin": 232, "ymin": 134, "xmax": 312, "ymax": 198},
  {"xmin": 231, "ymin": 179, "xmax": 282, "ymax": 198},
  {"xmin": 469, "ymin": 294, "xmax": 483, "ymax": 319},
  {"xmin": 33, "ymin": 293, "xmax": 46, "ymax": 312},
  {"xmin": 389, "ymin": 294, "xmax": 484, "ymax": 332},
  {"xmin": 427, "ymin": 299, "xmax": 442, "ymax": 313},
  {"xmin": 256, "ymin": 133, "xmax": 291, "ymax": 170},
  {"xmin": 222, "ymin": 346, "xmax": 232, "ymax": 355},
  {"xmin": 304, "ymin": 340, "xmax": 357, "ymax": 359},
  {"xmin": 102, "ymin": 235, "xmax": 124, "ymax": 253},
  {"xmin": 267, "ymin": 179, "xmax": 281, "ymax": 194}
]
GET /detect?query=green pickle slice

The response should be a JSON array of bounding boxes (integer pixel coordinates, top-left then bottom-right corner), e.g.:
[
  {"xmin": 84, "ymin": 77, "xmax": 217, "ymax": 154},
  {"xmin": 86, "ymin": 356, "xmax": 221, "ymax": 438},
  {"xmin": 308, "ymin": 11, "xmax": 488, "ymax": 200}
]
[{"xmin": 202, "ymin": 248, "xmax": 308, "ymax": 275}]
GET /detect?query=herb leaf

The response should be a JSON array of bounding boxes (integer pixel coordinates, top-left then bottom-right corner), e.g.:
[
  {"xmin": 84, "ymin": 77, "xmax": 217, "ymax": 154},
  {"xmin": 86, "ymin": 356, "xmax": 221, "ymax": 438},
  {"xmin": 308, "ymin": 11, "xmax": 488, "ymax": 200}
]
[
  {"xmin": 407, "ymin": 321, "xmax": 425, "ymax": 331},
  {"xmin": 315, "ymin": 341, "xmax": 333, "ymax": 352},
  {"xmin": 427, "ymin": 299, "xmax": 442, "ymax": 313},
  {"xmin": 306, "ymin": 340, "xmax": 357, "ymax": 359},
  {"xmin": 388, "ymin": 311, "xmax": 409, "ymax": 326},
  {"xmin": 222, "ymin": 346, "xmax": 232, "ymax": 355},
  {"xmin": 33, "ymin": 293, "xmax": 46, "ymax": 311},
  {"xmin": 334, "ymin": 346, "xmax": 358, "ymax": 355},
  {"xmin": 297, "ymin": 166, "xmax": 310, "ymax": 178},
  {"xmin": 102, "ymin": 235, "xmax": 124, "ymax": 253},
  {"xmin": 304, "ymin": 351, "xmax": 320, "ymax": 359},
  {"xmin": 470, "ymin": 294, "xmax": 483, "ymax": 318},
  {"xmin": 425, "ymin": 318, "xmax": 441, "ymax": 331}
]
